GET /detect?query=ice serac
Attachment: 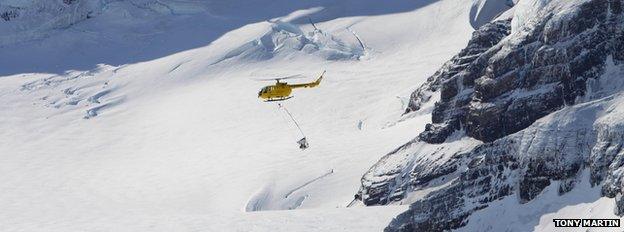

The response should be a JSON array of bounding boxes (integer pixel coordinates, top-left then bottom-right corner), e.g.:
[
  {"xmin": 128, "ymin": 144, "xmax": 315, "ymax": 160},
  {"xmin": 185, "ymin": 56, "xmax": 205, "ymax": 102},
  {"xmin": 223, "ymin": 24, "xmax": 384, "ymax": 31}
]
[
  {"xmin": 0, "ymin": 0, "xmax": 204, "ymax": 46},
  {"xmin": 212, "ymin": 21, "xmax": 363, "ymax": 65},
  {"xmin": 0, "ymin": 0, "xmax": 99, "ymax": 44},
  {"xmin": 359, "ymin": 0, "xmax": 624, "ymax": 231}
]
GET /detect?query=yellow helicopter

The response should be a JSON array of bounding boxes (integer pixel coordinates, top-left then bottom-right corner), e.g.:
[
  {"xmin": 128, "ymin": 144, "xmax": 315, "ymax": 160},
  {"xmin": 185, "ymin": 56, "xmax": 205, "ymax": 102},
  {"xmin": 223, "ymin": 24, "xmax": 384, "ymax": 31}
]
[{"xmin": 257, "ymin": 71, "xmax": 325, "ymax": 102}]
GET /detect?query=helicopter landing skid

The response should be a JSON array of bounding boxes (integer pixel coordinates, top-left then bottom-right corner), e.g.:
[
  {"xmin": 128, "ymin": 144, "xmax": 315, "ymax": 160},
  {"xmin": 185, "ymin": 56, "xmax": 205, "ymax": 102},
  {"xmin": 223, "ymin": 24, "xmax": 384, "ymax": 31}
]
[{"xmin": 264, "ymin": 96, "xmax": 293, "ymax": 102}]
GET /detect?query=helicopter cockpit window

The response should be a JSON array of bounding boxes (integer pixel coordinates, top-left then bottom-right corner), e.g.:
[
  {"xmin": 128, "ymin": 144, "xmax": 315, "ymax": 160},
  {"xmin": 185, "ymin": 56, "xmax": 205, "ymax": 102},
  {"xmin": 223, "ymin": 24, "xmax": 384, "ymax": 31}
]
[{"xmin": 259, "ymin": 87, "xmax": 269, "ymax": 95}]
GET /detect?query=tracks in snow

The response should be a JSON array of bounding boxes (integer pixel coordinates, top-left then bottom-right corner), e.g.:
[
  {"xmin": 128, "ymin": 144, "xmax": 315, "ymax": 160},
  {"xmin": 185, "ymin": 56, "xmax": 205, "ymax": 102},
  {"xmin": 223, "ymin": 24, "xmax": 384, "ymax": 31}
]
[{"xmin": 245, "ymin": 169, "xmax": 334, "ymax": 212}]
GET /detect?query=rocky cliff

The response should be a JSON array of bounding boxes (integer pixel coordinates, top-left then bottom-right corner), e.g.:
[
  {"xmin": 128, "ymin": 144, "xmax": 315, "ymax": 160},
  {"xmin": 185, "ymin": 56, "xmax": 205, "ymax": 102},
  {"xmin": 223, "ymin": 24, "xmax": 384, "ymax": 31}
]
[{"xmin": 359, "ymin": 0, "xmax": 624, "ymax": 231}]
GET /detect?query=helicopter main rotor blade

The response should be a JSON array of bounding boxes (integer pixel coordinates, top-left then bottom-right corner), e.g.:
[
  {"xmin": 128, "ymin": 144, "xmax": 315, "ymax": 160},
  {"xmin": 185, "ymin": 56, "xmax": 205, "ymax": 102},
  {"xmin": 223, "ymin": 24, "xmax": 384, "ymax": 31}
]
[
  {"xmin": 251, "ymin": 74, "xmax": 306, "ymax": 81},
  {"xmin": 277, "ymin": 74, "xmax": 305, "ymax": 80}
]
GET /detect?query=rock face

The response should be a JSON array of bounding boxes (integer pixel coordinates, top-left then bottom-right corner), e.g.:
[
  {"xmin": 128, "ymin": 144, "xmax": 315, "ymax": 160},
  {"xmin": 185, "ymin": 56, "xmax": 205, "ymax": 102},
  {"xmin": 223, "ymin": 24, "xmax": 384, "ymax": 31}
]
[
  {"xmin": 416, "ymin": 0, "xmax": 623, "ymax": 143},
  {"xmin": 386, "ymin": 100, "xmax": 624, "ymax": 231},
  {"xmin": 404, "ymin": 19, "xmax": 511, "ymax": 115},
  {"xmin": 357, "ymin": 137, "xmax": 482, "ymax": 206},
  {"xmin": 359, "ymin": 0, "xmax": 624, "ymax": 231}
]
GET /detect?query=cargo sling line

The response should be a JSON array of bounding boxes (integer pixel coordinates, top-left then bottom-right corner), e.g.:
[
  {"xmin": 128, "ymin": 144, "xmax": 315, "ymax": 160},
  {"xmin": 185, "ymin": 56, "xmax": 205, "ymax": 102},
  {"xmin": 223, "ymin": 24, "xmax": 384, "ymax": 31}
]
[{"xmin": 278, "ymin": 103, "xmax": 308, "ymax": 149}]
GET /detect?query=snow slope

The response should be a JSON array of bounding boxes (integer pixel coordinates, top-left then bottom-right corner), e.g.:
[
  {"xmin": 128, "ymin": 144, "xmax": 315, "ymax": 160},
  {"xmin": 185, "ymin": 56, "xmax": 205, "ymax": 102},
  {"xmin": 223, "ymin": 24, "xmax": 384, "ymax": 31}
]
[{"xmin": 0, "ymin": 0, "xmax": 478, "ymax": 231}]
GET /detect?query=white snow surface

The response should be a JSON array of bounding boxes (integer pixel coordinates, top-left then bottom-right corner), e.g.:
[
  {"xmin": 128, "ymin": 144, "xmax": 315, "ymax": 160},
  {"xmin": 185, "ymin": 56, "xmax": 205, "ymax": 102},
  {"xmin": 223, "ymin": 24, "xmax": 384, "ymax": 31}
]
[
  {"xmin": 469, "ymin": 0, "xmax": 512, "ymax": 29},
  {"xmin": 510, "ymin": 0, "xmax": 591, "ymax": 34},
  {"xmin": 0, "ymin": 0, "xmax": 477, "ymax": 231}
]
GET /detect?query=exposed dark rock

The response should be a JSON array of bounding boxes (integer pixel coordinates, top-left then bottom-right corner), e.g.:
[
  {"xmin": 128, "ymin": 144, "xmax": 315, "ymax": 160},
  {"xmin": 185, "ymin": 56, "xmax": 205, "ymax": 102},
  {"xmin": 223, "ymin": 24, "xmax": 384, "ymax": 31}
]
[
  {"xmin": 1, "ymin": 10, "xmax": 18, "ymax": 21},
  {"xmin": 63, "ymin": 0, "xmax": 79, "ymax": 5},
  {"xmin": 385, "ymin": 140, "xmax": 520, "ymax": 231},
  {"xmin": 419, "ymin": 119, "xmax": 460, "ymax": 143},
  {"xmin": 518, "ymin": 177, "xmax": 550, "ymax": 203},
  {"xmin": 616, "ymin": 194, "xmax": 624, "ymax": 216}
]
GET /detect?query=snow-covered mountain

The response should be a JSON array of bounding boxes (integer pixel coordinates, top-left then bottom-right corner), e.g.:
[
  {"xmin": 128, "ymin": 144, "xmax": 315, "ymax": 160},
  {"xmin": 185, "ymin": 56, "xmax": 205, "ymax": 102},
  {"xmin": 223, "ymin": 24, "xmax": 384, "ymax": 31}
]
[
  {"xmin": 2, "ymin": 0, "xmax": 623, "ymax": 231},
  {"xmin": 357, "ymin": 0, "xmax": 624, "ymax": 231}
]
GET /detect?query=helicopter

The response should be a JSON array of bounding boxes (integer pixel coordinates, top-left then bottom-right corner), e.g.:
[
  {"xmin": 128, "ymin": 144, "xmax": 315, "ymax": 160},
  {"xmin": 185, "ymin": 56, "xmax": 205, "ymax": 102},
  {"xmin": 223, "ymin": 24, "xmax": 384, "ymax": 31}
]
[{"xmin": 257, "ymin": 70, "xmax": 325, "ymax": 102}]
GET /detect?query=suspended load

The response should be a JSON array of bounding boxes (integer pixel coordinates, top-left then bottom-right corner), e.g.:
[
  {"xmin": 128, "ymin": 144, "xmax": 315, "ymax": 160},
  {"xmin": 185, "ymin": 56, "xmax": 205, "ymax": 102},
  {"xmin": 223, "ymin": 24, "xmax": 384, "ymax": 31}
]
[{"xmin": 297, "ymin": 137, "xmax": 309, "ymax": 150}]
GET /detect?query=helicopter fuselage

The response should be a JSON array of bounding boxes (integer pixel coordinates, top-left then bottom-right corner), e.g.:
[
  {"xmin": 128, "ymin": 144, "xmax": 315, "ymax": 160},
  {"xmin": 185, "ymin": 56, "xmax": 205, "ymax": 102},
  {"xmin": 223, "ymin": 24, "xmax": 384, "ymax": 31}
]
[
  {"xmin": 258, "ymin": 82, "xmax": 293, "ymax": 101},
  {"xmin": 257, "ymin": 71, "xmax": 324, "ymax": 102}
]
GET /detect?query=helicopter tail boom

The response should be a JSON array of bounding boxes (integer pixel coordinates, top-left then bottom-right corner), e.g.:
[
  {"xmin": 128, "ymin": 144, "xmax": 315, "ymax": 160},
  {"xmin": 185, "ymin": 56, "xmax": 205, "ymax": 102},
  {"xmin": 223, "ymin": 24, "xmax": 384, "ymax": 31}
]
[{"xmin": 289, "ymin": 70, "xmax": 325, "ymax": 89}]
